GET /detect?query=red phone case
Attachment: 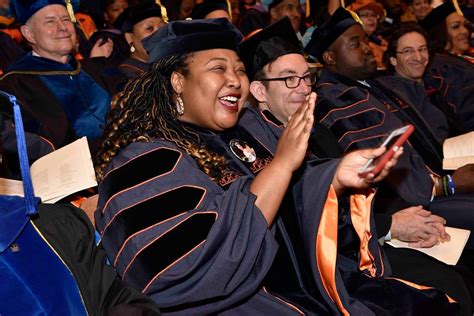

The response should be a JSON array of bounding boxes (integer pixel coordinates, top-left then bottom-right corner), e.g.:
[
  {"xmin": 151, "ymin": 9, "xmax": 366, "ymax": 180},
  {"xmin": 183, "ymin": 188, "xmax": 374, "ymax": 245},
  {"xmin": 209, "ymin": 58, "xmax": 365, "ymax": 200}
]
[{"xmin": 360, "ymin": 125, "xmax": 415, "ymax": 177}]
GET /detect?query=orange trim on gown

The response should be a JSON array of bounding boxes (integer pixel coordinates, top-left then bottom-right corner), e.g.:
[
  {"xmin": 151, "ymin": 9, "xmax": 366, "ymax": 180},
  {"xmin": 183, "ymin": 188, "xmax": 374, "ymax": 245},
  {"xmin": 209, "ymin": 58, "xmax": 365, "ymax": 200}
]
[
  {"xmin": 316, "ymin": 185, "xmax": 350, "ymax": 315},
  {"xmin": 387, "ymin": 277, "xmax": 456, "ymax": 303},
  {"xmin": 350, "ymin": 189, "xmax": 378, "ymax": 276}
]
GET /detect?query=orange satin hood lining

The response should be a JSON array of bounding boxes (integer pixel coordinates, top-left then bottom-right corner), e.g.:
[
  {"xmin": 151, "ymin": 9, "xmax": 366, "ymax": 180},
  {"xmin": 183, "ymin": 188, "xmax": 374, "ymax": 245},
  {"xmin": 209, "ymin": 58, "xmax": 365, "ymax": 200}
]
[
  {"xmin": 316, "ymin": 185, "xmax": 349, "ymax": 316},
  {"xmin": 350, "ymin": 189, "xmax": 378, "ymax": 277}
]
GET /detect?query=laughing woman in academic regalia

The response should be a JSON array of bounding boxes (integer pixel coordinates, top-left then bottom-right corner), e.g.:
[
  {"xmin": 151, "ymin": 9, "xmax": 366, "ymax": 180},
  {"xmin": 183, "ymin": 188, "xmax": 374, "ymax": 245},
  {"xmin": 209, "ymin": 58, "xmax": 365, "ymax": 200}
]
[{"xmin": 93, "ymin": 18, "xmax": 455, "ymax": 315}]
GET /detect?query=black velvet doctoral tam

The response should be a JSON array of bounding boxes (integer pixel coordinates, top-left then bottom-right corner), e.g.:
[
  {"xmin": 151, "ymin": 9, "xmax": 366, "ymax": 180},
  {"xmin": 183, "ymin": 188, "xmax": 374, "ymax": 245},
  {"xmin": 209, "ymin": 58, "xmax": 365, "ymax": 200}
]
[
  {"xmin": 10, "ymin": 0, "xmax": 79, "ymax": 24},
  {"xmin": 114, "ymin": 1, "xmax": 163, "ymax": 33},
  {"xmin": 239, "ymin": 17, "xmax": 302, "ymax": 80},
  {"xmin": 305, "ymin": 7, "xmax": 360, "ymax": 62},
  {"xmin": 143, "ymin": 18, "xmax": 242, "ymax": 64},
  {"xmin": 190, "ymin": 0, "xmax": 230, "ymax": 20}
]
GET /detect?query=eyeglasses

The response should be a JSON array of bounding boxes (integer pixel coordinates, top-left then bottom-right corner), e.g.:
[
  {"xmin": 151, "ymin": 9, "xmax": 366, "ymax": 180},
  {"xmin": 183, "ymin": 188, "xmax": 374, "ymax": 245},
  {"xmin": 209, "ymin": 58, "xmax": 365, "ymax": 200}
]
[
  {"xmin": 259, "ymin": 74, "xmax": 316, "ymax": 89},
  {"xmin": 396, "ymin": 46, "xmax": 429, "ymax": 56}
]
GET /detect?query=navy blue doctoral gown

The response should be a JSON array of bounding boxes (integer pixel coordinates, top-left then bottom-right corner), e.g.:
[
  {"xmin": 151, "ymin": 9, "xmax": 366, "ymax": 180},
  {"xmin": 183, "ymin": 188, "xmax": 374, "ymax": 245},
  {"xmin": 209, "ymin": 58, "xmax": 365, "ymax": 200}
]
[
  {"xmin": 315, "ymin": 68, "xmax": 474, "ymax": 249},
  {"xmin": 96, "ymin": 108, "xmax": 457, "ymax": 315}
]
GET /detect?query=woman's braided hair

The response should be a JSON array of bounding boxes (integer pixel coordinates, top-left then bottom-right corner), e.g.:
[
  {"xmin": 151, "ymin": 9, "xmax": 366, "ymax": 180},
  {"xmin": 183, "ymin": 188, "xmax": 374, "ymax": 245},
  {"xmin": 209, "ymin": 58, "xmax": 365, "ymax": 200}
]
[{"xmin": 96, "ymin": 53, "xmax": 228, "ymax": 181}]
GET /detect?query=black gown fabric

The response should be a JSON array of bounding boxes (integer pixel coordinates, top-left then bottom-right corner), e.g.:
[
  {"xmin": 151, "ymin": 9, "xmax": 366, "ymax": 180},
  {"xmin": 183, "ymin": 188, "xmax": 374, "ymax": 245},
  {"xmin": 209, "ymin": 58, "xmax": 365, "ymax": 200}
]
[
  {"xmin": 118, "ymin": 58, "xmax": 149, "ymax": 80},
  {"xmin": 315, "ymin": 68, "xmax": 474, "ymax": 250},
  {"xmin": 0, "ymin": 31, "xmax": 25, "ymax": 76},
  {"xmin": 7, "ymin": 203, "xmax": 162, "ymax": 316},
  {"xmin": 96, "ymin": 107, "xmax": 457, "ymax": 315},
  {"xmin": 89, "ymin": 28, "xmax": 131, "ymax": 67},
  {"xmin": 423, "ymin": 53, "xmax": 474, "ymax": 131},
  {"xmin": 238, "ymin": 5, "xmax": 270, "ymax": 36},
  {"xmin": 253, "ymin": 108, "xmax": 472, "ymax": 315},
  {"xmin": 375, "ymin": 74, "xmax": 450, "ymax": 143},
  {"xmin": 95, "ymin": 112, "xmax": 309, "ymax": 315}
]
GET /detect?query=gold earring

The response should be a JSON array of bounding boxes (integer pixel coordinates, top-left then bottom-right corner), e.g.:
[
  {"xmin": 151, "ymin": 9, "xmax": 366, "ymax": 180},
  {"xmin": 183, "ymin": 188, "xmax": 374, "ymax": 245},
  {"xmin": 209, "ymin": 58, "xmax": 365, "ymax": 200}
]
[
  {"xmin": 130, "ymin": 43, "xmax": 136, "ymax": 53},
  {"xmin": 176, "ymin": 95, "xmax": 184, "ymax": 115}
]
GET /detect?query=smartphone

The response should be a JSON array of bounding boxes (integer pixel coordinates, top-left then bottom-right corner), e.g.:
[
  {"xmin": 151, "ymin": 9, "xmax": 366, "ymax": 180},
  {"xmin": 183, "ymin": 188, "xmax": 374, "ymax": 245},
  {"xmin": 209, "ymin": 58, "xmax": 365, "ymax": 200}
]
[{"xmin": 359, "ymin": 124, "xmax": 415, "ymax": 177}]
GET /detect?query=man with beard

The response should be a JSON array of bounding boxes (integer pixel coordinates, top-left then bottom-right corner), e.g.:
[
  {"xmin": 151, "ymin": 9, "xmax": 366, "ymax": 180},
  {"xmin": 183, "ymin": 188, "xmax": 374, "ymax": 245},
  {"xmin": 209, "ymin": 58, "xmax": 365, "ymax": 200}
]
[{"xmin": 306, "ymin": 8, "xmax": 474, "ymax": 314}]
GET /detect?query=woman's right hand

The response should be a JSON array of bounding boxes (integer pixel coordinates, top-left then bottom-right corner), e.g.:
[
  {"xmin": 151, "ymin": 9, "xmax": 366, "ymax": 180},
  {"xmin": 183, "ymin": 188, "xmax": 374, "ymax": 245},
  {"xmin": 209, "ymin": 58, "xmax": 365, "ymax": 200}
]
[
  {"xmin": 272, "ymin": 92, "xmax": 316, "ymax": 173},
  {"xmin": 332, "ymin": 146, "xmax": 403, "ymax": 195}
]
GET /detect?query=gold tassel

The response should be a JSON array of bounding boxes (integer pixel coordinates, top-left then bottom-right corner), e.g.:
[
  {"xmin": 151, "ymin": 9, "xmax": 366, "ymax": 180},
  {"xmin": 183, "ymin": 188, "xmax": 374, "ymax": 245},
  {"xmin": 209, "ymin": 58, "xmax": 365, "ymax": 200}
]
[
  {"xmin": 65, "ymin": 0, "xmax": 76, "ymax": 23},
  {"xmin": 350, "ymin": 9, "xmax": 365, "ymax": 26},
  {"xmin": 227, "ymin": 0, "xmax": 233, "ymax": 20},
  {"xmin": 156, "ymin": 0, "xmax": 169, "ymax": 22},
  {"xmin": 340, "ymin": 0, "xmax": 364, "ymax": 26},
  {"xmin": 306, "ymin": 0, "xmax": 310, "ymax": 17},
  {"xmin": 452, "ymin": 0, "xmax": 464, "ymax": 16}
]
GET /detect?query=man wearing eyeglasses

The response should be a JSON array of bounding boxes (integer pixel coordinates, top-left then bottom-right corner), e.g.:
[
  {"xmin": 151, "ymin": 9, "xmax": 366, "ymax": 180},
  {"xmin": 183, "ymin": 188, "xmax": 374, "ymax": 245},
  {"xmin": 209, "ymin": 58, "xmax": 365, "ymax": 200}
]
[
  {"xmin": 240, "ymin": 18, "xmax": 314, "ymax": 126},
  {"xmin": 241, "ymin": 18, "xmax": 343, "ymax": 158},
  {"xmin": 306, "ymin": 8, "xmax": 474, "ymax": 314},
  {"xmin": 239, "ymin": 16, "xmax": 468, "ymax": 315},
  {"xmin": 249, "ymin": 58, "xmax": 314, "ymax": 126},
  {"xmin": 377, "ymin": 23, "xmax": 467, "ymax": 140},
  {"xmin": 239, "ymin": 18, "xmax": 450, "ymax": 315}
]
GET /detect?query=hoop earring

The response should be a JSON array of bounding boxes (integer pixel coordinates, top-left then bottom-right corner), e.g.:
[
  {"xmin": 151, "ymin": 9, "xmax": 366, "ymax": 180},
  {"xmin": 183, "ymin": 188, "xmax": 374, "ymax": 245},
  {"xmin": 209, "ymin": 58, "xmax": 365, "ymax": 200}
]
[
  {"xmin": 130, "ymin": 43, "xmax": 136, "ymax": 53},
  {"xmin": 176, "ymin": 94, "xmax": 184, "ymax": 116}
]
